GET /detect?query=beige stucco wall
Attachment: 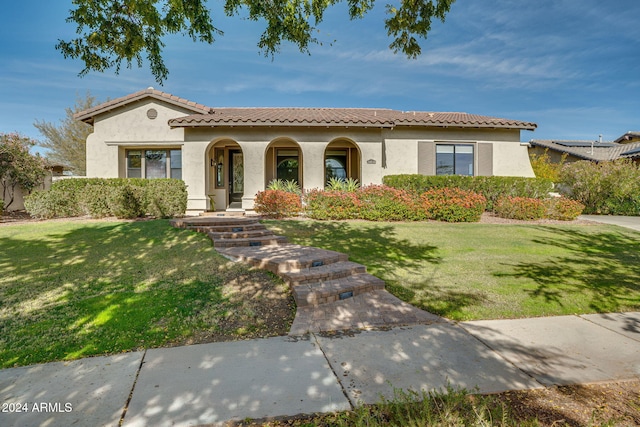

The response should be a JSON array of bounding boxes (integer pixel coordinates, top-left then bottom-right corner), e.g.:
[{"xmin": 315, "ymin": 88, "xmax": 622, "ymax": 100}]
[
  {"xmin": 85, "ymin": 99, "xmax": 535, "ymax": 213},
  {"xmin": 490, "ymin": 141, "xmax": 535, "ymax": 177}
]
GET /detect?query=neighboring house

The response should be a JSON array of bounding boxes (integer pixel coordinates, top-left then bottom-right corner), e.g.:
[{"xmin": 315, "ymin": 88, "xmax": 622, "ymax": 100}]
[
  {"xmin": 76, "ymin": 88, "xmax": 537, "ymax": 214},
  {"xmin": 529, "ymin": 135, "xmax": 640, "ymax": 164}
]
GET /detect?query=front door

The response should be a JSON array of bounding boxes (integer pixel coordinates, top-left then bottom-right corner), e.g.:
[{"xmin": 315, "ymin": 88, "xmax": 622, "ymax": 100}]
[{"xmin": 229, "ymin": 150, "xmax": 244, "ymax": 205}]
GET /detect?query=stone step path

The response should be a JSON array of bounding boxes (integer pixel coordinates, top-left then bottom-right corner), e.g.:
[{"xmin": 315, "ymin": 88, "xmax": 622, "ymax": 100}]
[{"xmin": 170, "ymin": 216, "xmax": 444, "ymax": 335}]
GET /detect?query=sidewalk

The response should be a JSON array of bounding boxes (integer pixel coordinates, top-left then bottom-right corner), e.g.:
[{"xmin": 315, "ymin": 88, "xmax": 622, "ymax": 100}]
[{"xmin": 2, "ymin": 312, "xmax": 639, "ymax": 427}]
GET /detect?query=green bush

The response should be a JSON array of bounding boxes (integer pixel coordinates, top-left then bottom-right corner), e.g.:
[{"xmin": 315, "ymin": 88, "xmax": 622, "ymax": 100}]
[
  {"xmin": 78, "ymin": 185, "xmax": 116, "ymax": 218},
  {"xmin": 559, "ymin": 159, "xmax": 640, "ymax": 215},
  {"xmin": 357, "ymin": 185, "xmax": 419, "ymax": 221},
  {"xmin": 24, "ymin": 187, "xmax": 83, "ymax": 219},
  {"xmin": 494, "ymin": 196, "xmax": 547, "ymax": 220},
  {"xmin": 24, "ymin": 178, "xmax": 187, "ymax": 219},
  {"xmin": 304, "ymin": 189, "xmax": 361, "ymax": 220},
  {"xmin": 110, "ymin": 185, "xmax": 145, "ymax": 219},
  {"xmin": 144, "ymin": 179, "xmax": 188, "ymax": 218},
  {"xmin": 254, "ymin": 189, "xmax": 302, "ymax": 218},
  {"xmin": 383, "ymin": 175, "xmax": 553, "ymax": 210},
  {"xmin": 421, "ymin": 188, "xmax": 486, "ymax": 222},
  {"xmin": 546, "ymin": 197, "xmax": 585, "ymax": 221}
]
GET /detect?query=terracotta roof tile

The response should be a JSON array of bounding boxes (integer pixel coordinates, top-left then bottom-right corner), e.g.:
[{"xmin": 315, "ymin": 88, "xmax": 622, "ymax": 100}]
[
  {"xmin": 74, "ymin": 88, "xmax": 212, "ymax": 123},
  {"xmin": 169, "ymin": 108, "xmax": 537, "ymax": 130}
]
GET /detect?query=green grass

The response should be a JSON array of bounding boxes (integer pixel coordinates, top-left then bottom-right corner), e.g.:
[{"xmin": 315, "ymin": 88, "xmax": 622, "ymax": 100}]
[
  {"xmin": 264, "ymin": 220, "xmax": 640, "ymax": 320},
  {"xmin": 0, "ymin": 219, "xmax": 289, "ymax": 368}
]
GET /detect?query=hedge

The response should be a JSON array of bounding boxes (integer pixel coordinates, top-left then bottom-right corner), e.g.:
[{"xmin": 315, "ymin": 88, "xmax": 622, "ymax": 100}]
[
  {"xmin": 25, "ymin": 178, "xmax": 187, "ymax": 219},
  {"xmin": 559, "ymin": 159, "xmax": 640, "ymax": 215},
  {"xmin": 254, "ymin": 189, "xmax": 303, "ymax": 218},
  {"xmin": 382, "ymin": 175, "xmax": 553, "ymax": 210}
]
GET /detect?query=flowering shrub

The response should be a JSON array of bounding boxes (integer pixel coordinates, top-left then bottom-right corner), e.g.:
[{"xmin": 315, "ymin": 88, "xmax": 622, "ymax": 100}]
[
  {"xmin": 545, "ymin": 197, "xmax": 585, "ymax": 220},
  {"xmin": 421, "ymin": 188, "xmax": 486, "ymax": 222},
  {"xmin": 494, "ymin": 196, "xmax": 547, "ymax": 220},
  {"xmin": 305, "ymin": 189, "xmax": 361, "ymax": 220},
  {"xmin": 254, "ymin": 189, "xmax": 302, "ymax": 218},
  {"xmin": 357, "ymin": 185, "xmax": 421, "ymax": 221}
]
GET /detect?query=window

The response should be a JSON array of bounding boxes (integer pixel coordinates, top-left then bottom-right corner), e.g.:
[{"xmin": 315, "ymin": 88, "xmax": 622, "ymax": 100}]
[
  {"xmin": 325, "ymin": 150, "xmax": 347, "ymax": 184},
  {"xmin": 276, "ymin": 149, "xmax": 300, "ymax": 183},
  {"xmin": 126, "ymin": 149, "xmax": 182, "ymax": 179},
  {"xmin": 170, "ymin": 150, "xmax": 182, "ymax": 179},
  {"xmin": 127, "ymin": 150, "xmax": 142, "ymax": 178},
  {"xmin": 215, "ymin": 148, "xmax": 224, "ymax": 188},
  {"xmin": 436, "ymin": 144, "xmax": 474, "ymax": 176}
]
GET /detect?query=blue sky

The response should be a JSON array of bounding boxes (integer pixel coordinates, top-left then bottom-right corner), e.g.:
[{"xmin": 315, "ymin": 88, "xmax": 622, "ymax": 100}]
[{"xmin": 1, "ymin": 0, "xmax": 639, "ymax": 150}]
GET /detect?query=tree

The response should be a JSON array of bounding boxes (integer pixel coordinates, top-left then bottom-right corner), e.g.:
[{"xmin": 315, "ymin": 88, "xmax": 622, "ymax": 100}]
[
  {"xmin": 0, "ymin": 133, "xmax": 48, "ymax": 210},
  {"xmin": 57, "ymin": 0, "xmax": 456, "ymax": 84},
  {"xmin": 34, "ymin": 93, "xmax": 97, "ymax": 175}
]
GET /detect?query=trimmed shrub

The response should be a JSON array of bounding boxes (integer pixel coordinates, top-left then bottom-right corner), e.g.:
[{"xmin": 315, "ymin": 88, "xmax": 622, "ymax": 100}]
[
  {"xmin": 24, "ymin": 187, "xmax": 83, "ymax": 219},
  {"xmin": 546, "ymin": 197, "xmax": 585, "ymax": 221},
  {"xmin": 254, "ymin": 189, "xmax": 302, "ymax": 218},
  {"xmin": 78, "ymin": 184, "xmax": 116, "ymax": 218},
  {"xmin": 24, "ymin": 178, "xmax": 187, "ymax": 219},
  {"xmin": 559, "ymin": 159, "xmax": 640, "ymax": 215},
  {"xmin": 144, "ymin": 179, "xmax": 188, "ymax": 218},
  {"xmin": 357, "ymin": 185, "xmax": 420, "ymax": 221},
  {"xmin": 383, "ymin": 175, "xmax": 553, "ymax": 210},
  {"xmin": 110, "ymin": 185, "xmax": 145, "ymax": 219},
  {"xmin": 494, "ymin": 196, "xmax": 547, "ymax": 220},
  {"xmin": 304, "ymin": 189, "xmax": 361, "ymax": 220},
  {"xmin": 421, "ymin": 188, "xmax": 486, "ymax": 222}
]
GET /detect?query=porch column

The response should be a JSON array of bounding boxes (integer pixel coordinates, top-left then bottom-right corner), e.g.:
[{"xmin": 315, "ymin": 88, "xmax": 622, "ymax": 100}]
[{"xmin": 238, "ymin": 141, "xmax": 267, "ymax": 209}]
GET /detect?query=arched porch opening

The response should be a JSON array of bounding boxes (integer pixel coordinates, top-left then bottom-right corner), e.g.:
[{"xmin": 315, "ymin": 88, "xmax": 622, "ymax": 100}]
[
  {"xmin": 265, "ymin": 139, "xmax": 303, "ymax": 188},
  {"xmin": 207, "ymin": 139, "xmax": 243, "ymax": 211},
  {"xmin": 324, "ymin": 139, "xmax": 361, "ymax": 187}
]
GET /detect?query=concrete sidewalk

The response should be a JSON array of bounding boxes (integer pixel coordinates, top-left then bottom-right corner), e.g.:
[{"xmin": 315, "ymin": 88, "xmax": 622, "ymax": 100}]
[
  {"xmin": 580, "ymin": 215, "xmax": 640, "ymax": 232},
  {"xmin": 2, "ymin": 312, "xmax": 639, "ymax": 427}
]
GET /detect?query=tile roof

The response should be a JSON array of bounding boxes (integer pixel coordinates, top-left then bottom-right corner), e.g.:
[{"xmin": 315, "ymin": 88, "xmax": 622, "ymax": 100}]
[
  {"xmin": 74, "ymin": 88, "xmax": 212, "ymax": 124},
  {"xmin": 614, "ymin": 131, "xmax": 640, "ymax": 144},
  {"xmin": 74, "ymin": 88, "xmax": 536, "ymax": 130},
  {"xmin": 168, "ymin": 108, "xmax": 537, "ymax": 130},
  {"xmin": 530, "ymin": 139, "xmax": 640, "ymax": 161}
]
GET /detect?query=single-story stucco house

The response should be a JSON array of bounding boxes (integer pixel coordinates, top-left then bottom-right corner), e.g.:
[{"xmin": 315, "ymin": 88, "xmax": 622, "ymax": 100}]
[{"xmin": 76, "ymin": 88, "xmax": 538, "ymax": 214}]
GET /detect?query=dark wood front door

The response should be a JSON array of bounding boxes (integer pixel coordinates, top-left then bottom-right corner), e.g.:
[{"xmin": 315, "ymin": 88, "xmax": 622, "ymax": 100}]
[{"xmin": 229, "ymin": 150, "xmax": 244, "ymax": 204}]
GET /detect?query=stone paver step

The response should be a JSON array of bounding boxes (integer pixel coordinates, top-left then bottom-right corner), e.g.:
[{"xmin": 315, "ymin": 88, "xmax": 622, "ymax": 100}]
[
  {"xmin": 211, "ymin": 235, "xmax": 288, "ymax": 248},
  {"xmin": 281, "ymin": 261, "xmax": 367, "ymax": 286},
  {"xmin": 207, "ymin": 229, "xmax": 273, "ymax": 239},
  {"xmin": 170, "ymin": 217, "xmax": 258, "ymax": 229},
  {"xmin": 195, "ymin": 223, "xmax": 266, "ymax": 233},
  {"xmin": 216, "ymin": 244, "xmax": 348, "ymax": 274},
  {"xmin": 293, "ymin": 273, "xmax": 385, "ymax": 307},
  {"xmin": 289, "ymin": 289, "xmax": 444, "ymax": 335}
]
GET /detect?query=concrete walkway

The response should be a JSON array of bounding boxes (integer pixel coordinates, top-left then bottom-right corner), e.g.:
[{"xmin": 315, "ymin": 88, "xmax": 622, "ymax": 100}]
[
  {"xmin": 2, "ymin": 312, "xmax": 639, "ymax": 427},
  {"xmin": 580, "ymin": 215, "xmax": 640, "ymax": 232}
]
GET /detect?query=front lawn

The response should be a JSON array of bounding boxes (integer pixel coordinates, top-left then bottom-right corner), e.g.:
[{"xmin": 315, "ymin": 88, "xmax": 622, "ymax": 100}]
[
  {"xmin": 264, "ymin": 220, "xmax": 640, "ymax": 320},
  {"xmin": 0, "ymin": 219, "xmax": 294, "ymax": 368}
]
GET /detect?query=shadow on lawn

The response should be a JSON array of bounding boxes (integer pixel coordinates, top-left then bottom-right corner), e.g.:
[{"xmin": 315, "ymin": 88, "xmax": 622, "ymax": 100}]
[
  {"xmin": 0, "ymin": 220, "xmax": 235, "ymax": 367},
  {"xmin": 263, "ymin": 219, "xmax": 441, "ymax": 275},
  {"xmin": 495, "ymin": 226, "xmax": 640, "ymax": 313},
  {"xmin": 264, "ymin": 220, "xmax": 487, "ymax": 318}
]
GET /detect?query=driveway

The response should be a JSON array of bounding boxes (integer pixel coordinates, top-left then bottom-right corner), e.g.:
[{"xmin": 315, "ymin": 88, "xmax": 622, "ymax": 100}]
[{"xmin": 579, "ymin": 215, "xmax": 640, "ymax": 232}]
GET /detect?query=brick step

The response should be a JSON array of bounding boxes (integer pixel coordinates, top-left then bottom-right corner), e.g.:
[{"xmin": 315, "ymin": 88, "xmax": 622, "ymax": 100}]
[
  {"xmin": 293, "ymin": 273, "xmax": 386, "ymax": 307},
  {"xmin": 216, "ymin": 244, "xmax": 348, "ymax": 274},
  {"xmin": 207, "ymin": 229, "xmax": 274, "ymax": 239},
  {"xmin": 186, "ymin": 223, "xmax": 266, "ymax": 234},
  {"xmin": 170, "ymin": 217, "xmax": 259, "ymax": 229},
  {"xmin": 281, "ymin": 261, "xmax": 367, "ymax": 286},
  {"xmin": 211, "ymin": 235, "xmax": 288, "ymax": 248}
]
